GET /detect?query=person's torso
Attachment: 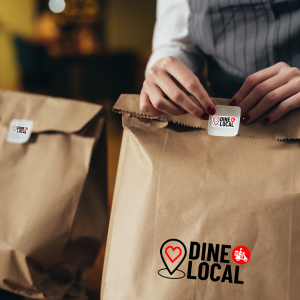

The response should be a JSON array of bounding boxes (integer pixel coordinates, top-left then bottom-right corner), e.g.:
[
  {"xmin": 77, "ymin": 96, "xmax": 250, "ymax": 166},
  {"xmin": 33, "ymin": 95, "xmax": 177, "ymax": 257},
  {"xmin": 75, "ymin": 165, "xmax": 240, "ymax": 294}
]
[{"xmin": 188, "ymin": 0, "xmax": 300, "ymax": 97}]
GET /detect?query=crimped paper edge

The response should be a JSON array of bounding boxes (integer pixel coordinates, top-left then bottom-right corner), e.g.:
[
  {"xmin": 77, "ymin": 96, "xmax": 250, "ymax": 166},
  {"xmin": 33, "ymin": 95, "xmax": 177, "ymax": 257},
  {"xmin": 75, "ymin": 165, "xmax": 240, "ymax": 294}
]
[{"xmin": 113, "ymin": 95, "xmax": 300, "ymax": 141}]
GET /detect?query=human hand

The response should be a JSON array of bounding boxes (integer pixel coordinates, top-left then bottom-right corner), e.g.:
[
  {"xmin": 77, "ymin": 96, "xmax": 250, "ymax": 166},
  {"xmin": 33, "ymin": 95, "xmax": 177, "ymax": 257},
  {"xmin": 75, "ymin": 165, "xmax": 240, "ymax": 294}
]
[
  {"xmin": 230, "ymin": 62, "xmax": 300, "ymax": 124},
  {"xmin": 140, "ymin": 56, "xmax": 216, "ymax": 120}
]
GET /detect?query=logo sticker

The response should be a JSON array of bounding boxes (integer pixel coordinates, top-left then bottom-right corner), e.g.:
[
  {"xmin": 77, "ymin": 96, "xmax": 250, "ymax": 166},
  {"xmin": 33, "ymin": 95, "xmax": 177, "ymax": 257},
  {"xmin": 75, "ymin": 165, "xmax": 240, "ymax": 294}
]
[
  {"xmin": 6, "ymin": 119, "xmax": 34, "ymax": 144},
  {"xmin": 158, "ymin": 239, "xmax": 187, "ymax": 279},
  {"xmin": 207, "ymin": 105, "xmax": 241, "ymax": 137}
]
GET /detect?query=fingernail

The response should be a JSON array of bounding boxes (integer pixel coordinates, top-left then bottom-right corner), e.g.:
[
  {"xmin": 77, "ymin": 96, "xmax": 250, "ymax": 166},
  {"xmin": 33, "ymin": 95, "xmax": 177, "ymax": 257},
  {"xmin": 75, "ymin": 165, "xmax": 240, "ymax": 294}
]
[
  {"xmin": 262, "ymin": 117, "xmax": 270, "ymax": 124},
  {"xmin": 207, "ymin": 105, "xmax": 216, "ymax": 115},
  {"xmin": 201, "ymin": 113, "xmax": 209, "ymax": 120},
  {"xmin": 229, "ymin": 98, "xmax": 236, "ymax": 106},
  {"xmin": 241, "ymin": 114, "xmax": 250, "ymax": 123}
]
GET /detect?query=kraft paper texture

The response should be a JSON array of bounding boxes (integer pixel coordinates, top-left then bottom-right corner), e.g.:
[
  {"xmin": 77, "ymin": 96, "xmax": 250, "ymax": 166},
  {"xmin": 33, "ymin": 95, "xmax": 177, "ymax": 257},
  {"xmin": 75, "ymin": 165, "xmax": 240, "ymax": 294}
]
[
  {"xmin": 101, "ymin": 94, "xmax": 300, "ymax": 300},
  {"xmin": 0, "ymin": 90, "xmax": 108, "ymax": 300}
]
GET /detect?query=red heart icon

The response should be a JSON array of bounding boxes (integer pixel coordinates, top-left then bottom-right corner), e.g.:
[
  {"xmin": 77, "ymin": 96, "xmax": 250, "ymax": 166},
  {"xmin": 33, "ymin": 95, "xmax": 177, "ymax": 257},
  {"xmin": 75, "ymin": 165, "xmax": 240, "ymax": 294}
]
[
  {"xmin": 25, "ymin": 127, "xmax": 28, "ymax": 131},
  {"xmin": 213, "ymin": 117, "xmax": 219, "ymax": 124},
  {"xmin": 165, "ymin": 246, "xmax": 182, "ymax": 263},
  {"xmin": 230, "ymin": 117, "xmax": 236, "ymax": 123}
]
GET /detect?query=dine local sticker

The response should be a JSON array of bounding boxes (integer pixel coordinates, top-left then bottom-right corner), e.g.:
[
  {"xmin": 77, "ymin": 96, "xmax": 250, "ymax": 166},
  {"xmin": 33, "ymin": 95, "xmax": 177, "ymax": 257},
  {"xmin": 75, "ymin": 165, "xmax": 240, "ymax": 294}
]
[
  {"xmin": 6, "ymin": 119, "xmax": 34, "ymax": 144},
  {"xmin": 208, "ymin": 105, "xmax": 241, "ymax": 137}
]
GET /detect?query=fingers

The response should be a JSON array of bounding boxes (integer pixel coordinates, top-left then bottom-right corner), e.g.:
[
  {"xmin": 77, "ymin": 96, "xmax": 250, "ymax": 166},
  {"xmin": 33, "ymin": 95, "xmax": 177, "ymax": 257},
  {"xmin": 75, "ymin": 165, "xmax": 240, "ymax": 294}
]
[
  {"xmin": 142, "ymin": 81, "xmax": 185, "ymax": 116},
  {"xmin": 140, "ymin": 91, "xmax": 165, "ymax": 117},
  {"xmin": 229, "ymin": 62, "xmax": 300, "ymax": 124},
  {"xmin": 263, "ymin": 91, "xmax": 300, "ymax": 124},
  {"xmin": 230, "ymin": 62, "xmax": 289, "ymax": 106},
  {"xmin": 141, "ymin": 56, "xmax": 214, "ymax": 119},
  {"xmin": 161, "ymin": 56, "xmax": 215, "ymax": 115},
  {"xmin": 242, "ymin": 78, "xmax": 300, "ymax": 123},
  {"xmin": 153, "ymin": 69, "xmax": 206, "ymax": 119},
  {"xmin": 238, "ymin": 72, "xmax": 289, "ymax": 116}
]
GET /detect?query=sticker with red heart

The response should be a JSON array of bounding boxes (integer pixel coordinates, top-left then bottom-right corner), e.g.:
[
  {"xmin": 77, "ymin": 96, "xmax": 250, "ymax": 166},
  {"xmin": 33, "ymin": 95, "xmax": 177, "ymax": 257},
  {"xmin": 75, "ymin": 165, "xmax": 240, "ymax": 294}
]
[{"xmin": 165, "ymin": 246, "xmax": 182, "ymax": 263}]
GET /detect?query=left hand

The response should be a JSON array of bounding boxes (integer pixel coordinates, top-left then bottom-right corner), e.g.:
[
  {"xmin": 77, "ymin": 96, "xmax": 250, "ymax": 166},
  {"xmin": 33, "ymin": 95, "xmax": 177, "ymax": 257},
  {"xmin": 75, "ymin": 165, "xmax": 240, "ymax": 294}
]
[{"xmin": 230, "ymin": 62, "xmax": 300, "ymax": 124}]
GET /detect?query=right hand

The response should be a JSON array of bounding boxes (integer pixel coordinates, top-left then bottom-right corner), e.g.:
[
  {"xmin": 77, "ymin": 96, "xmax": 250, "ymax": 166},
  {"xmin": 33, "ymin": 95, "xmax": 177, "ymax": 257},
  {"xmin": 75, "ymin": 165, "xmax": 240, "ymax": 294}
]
[{"xmin": 140, "ymin": 56, "xmax": 216, "ymax": 120}]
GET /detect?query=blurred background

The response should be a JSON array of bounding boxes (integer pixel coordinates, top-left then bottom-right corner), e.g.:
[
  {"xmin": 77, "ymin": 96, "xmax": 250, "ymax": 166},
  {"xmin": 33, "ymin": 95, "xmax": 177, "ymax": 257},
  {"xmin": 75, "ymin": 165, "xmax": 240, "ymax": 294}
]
[{"xmin": 0, "ymin": 0, "xmax": 156, "ymax": 299}]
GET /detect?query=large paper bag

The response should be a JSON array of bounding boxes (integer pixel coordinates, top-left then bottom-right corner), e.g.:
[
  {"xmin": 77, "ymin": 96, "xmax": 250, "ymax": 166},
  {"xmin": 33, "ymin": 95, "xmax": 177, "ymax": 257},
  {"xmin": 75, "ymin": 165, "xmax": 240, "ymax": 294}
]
[
  {"xmin": 0, "ymin": 90, "xmax": 108, "ymax": 299},
  {"xmin": 102, "ymin": 94, "xmax": 300, "ymax": 300}
]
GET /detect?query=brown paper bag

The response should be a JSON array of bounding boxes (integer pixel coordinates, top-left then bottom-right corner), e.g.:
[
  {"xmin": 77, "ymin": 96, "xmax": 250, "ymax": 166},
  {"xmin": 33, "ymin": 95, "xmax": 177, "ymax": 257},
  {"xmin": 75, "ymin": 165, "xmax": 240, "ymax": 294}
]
[
  {"xmin": 0, "ymin": 90, "xmax": 108, "ymax": 300},
  {"xmin": 101, "ymin": 94, "xmax": 300, "ymax": 300}
]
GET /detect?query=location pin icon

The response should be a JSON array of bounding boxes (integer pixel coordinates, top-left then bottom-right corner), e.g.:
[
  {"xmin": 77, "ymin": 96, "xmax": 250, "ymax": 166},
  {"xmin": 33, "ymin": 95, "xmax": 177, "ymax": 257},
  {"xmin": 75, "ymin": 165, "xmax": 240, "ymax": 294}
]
[{"xmin": 160, "ymin": 239, "xmax": 187, "ymax": 275}]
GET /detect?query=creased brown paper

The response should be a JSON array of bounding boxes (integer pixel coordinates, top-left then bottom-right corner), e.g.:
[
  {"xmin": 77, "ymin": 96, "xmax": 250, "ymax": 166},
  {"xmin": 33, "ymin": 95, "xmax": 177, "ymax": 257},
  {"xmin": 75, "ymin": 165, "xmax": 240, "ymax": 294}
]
[
  {"xmin": 102, "ymin": 94, "xmax": 300, "ymax": 300},
  {"xmin": 0, "ymin": 90, "xmax": 108, "ymax": 300}
]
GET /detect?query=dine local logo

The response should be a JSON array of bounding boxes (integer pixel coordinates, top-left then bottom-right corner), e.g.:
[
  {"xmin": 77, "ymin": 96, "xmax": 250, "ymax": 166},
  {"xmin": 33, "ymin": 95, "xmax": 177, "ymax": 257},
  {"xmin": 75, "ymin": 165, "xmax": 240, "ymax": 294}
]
[
  {"xmin": 11, "ymin": 125, "xmax": 29, "ymax": 134},
  {"xmin": 212, "ymin": 115, "xmax": 236, "ymax": 128},
  {"xmin": 158, "ymin": 239, "xmax": 250, "ymax": 284}
]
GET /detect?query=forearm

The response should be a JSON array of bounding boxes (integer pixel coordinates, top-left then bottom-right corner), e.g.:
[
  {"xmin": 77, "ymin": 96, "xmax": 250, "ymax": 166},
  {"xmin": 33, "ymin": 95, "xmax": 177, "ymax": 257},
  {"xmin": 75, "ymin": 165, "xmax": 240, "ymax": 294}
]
[
  {"xmin": 145, "ymin": 0, "xmax": 205, "ymax": 78},
  {"xmin": 146, "ymin": 47, "xmax": 204, "ymax": 78}
]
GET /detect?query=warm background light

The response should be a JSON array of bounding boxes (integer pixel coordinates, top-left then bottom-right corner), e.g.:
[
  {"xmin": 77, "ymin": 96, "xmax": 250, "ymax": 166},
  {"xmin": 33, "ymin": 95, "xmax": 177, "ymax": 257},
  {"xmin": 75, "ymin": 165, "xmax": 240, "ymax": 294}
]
[{"xmin": 48, "ymin": 0, "xmax": 66, "ymax": 13}]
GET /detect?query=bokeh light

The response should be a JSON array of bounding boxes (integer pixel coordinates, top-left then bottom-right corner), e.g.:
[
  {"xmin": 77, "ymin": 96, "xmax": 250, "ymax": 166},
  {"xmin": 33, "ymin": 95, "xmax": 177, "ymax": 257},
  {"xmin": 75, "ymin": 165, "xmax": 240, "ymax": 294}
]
[{"xmin": 49, "ymin": 0, "xmax": 66, "ymax": 14}]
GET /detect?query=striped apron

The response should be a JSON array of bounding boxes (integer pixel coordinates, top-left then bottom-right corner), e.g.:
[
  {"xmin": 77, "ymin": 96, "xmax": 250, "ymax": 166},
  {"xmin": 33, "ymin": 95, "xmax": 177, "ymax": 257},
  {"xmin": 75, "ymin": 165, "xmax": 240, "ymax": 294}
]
[{"xmin": 188, "ymin": 0, "xmax": 300, "ymax": 97}]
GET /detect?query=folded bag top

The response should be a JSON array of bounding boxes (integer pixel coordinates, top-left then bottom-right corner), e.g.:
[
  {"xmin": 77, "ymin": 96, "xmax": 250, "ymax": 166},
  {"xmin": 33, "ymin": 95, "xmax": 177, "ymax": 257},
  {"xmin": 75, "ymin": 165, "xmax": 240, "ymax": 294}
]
[
  {"xmin": 113, "ymin": 94, "xmax": 300, "ymax": 140},
  {"xmin": 0, "ymin": 90, "xmax": 103, "ymax": 134}
]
